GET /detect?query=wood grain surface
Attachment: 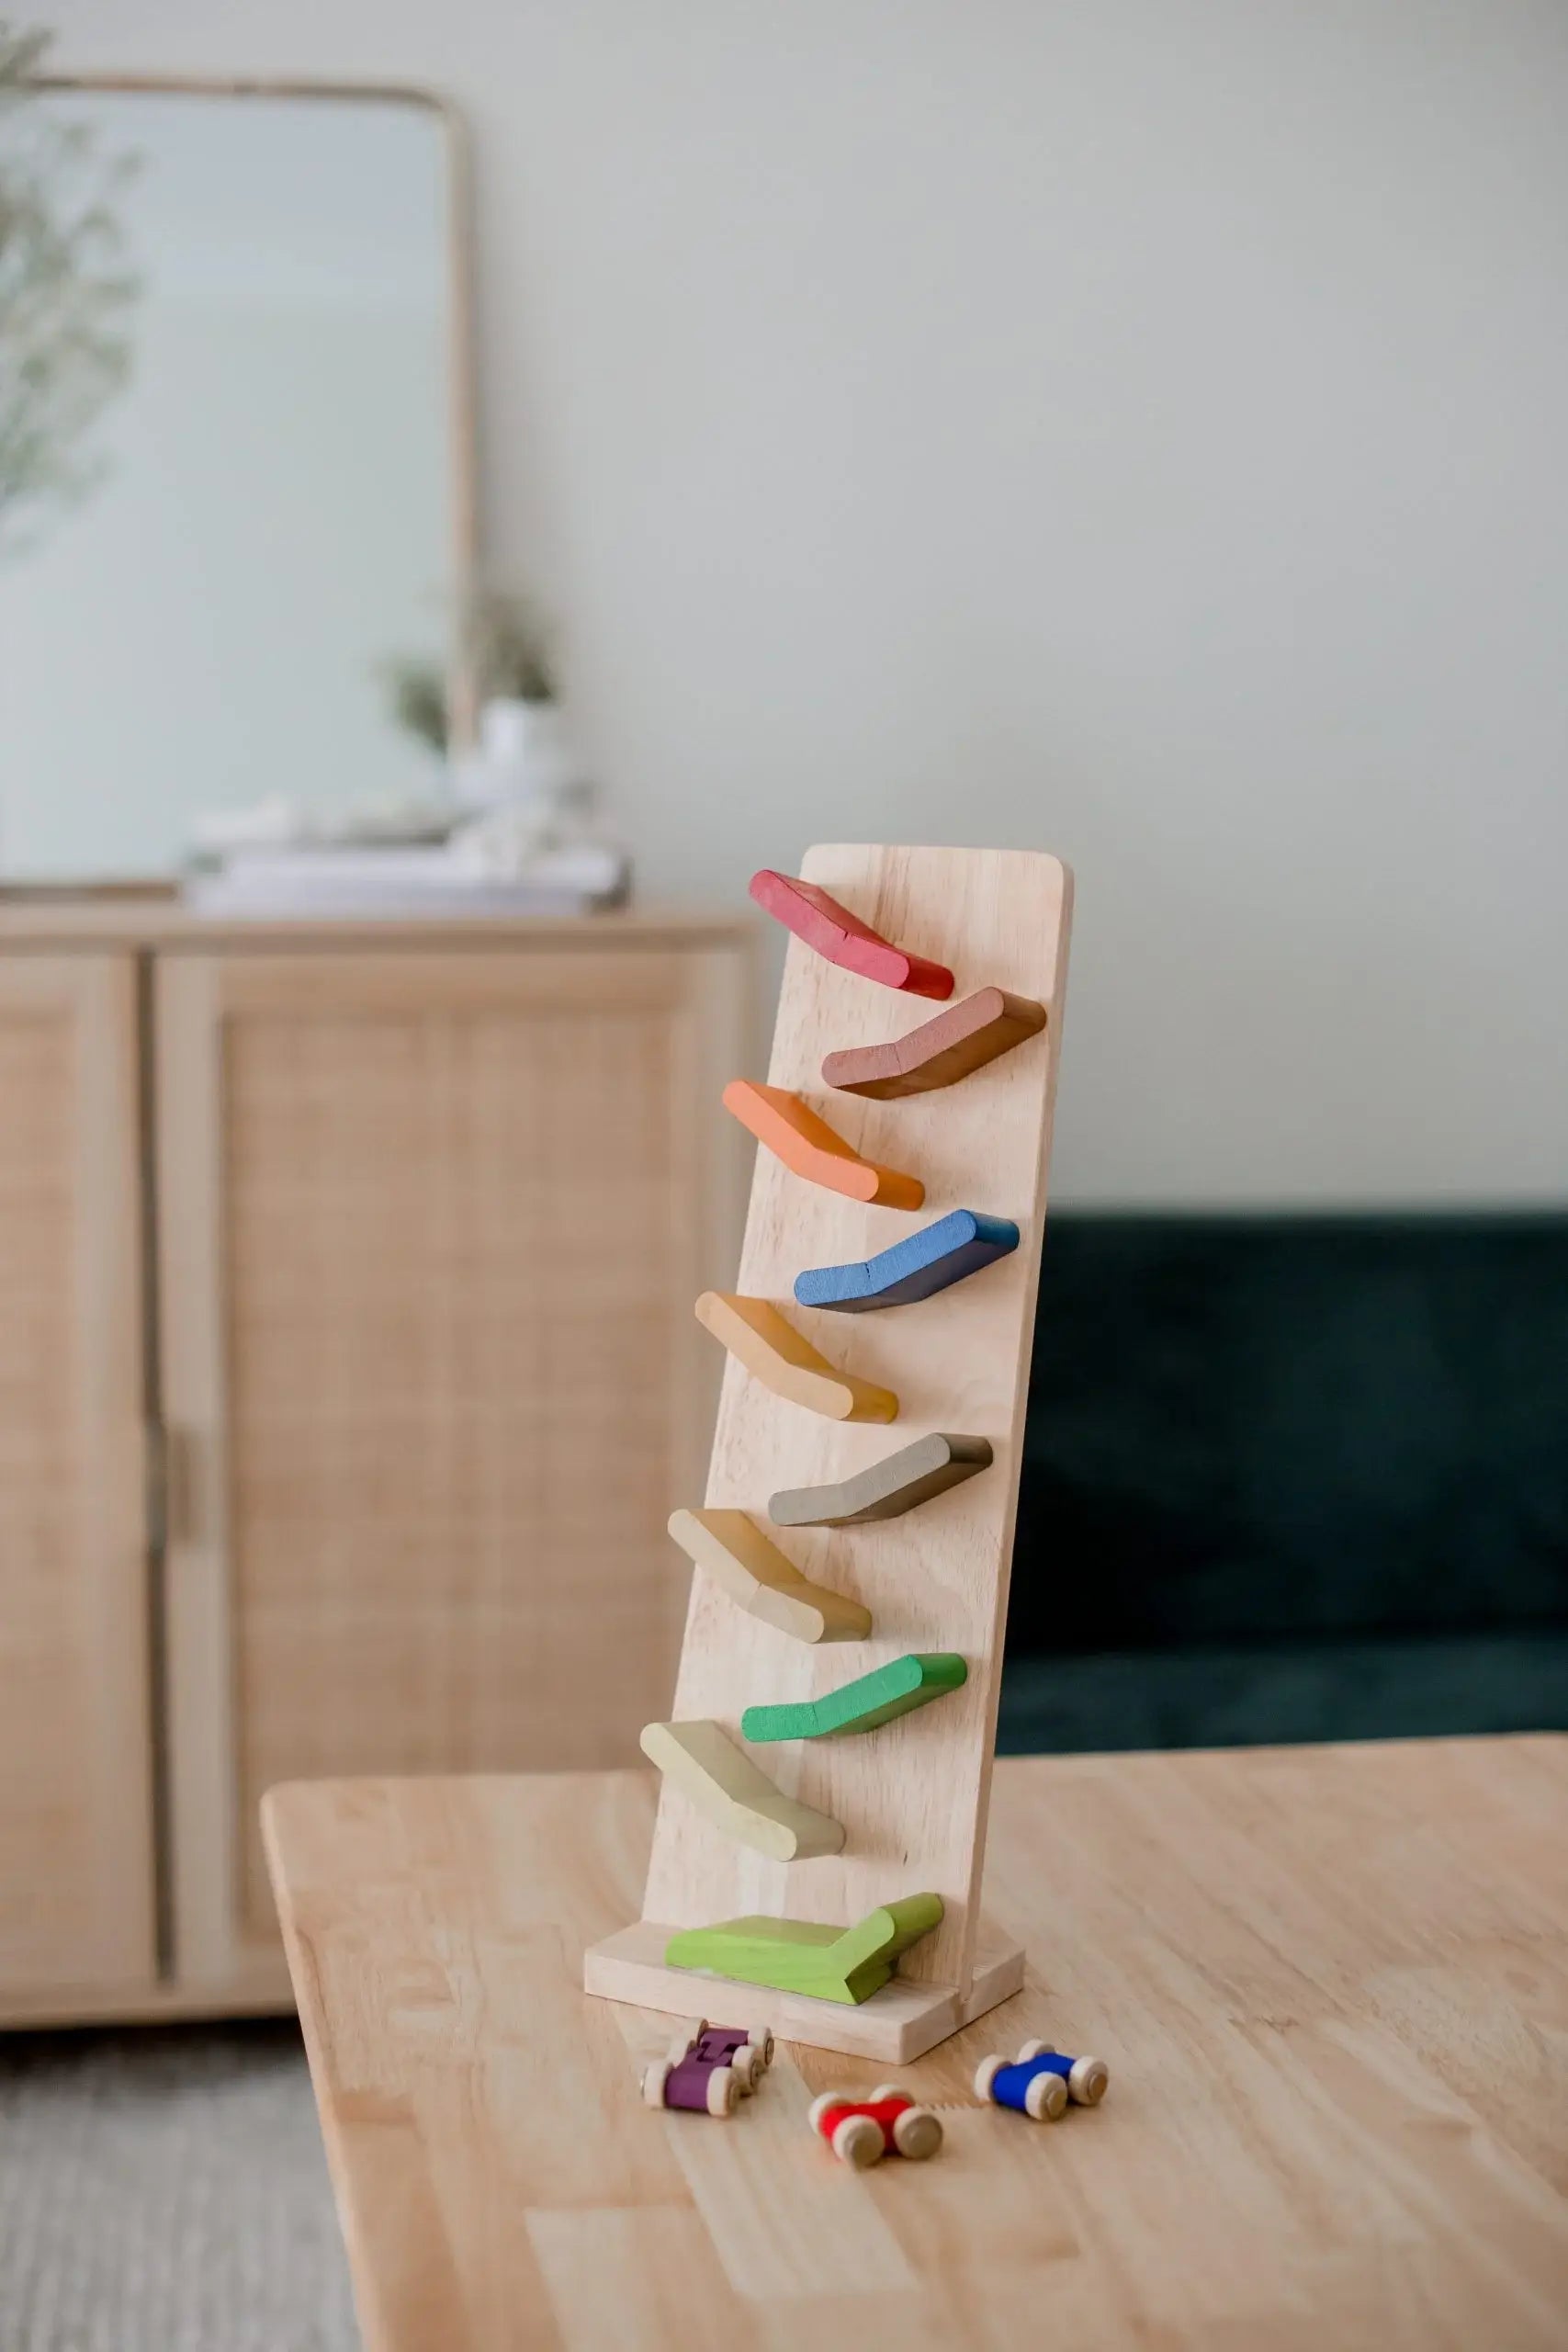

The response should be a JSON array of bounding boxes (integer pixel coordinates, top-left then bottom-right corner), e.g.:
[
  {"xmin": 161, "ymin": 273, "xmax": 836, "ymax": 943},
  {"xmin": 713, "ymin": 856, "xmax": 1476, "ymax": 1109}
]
[
  {"xmin": 265, "ymin": 1737, "xmax": 1568, "ymax": 2352},
  {"xmin": 637, "ymin": 846, "xmax": 1071, "ymax": 1996}
]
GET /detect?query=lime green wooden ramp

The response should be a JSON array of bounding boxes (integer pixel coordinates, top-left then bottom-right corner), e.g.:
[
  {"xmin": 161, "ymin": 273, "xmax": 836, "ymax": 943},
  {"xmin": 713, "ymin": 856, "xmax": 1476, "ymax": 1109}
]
[{"xmin": 665, "ymin": 1894, "xmax": 944, "ymax": 2005}]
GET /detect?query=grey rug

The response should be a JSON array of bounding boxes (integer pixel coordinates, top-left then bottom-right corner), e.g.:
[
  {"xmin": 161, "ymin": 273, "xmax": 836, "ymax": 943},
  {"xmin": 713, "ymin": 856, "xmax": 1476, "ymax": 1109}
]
[{"xmin": 0, "ymin": 2023, "xmax": 357, "ymax": 2352}]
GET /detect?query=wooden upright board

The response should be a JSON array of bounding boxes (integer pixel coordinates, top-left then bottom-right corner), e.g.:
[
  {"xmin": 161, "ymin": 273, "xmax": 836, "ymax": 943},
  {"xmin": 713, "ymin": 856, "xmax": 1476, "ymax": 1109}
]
[{"xmin": 585, "ymin": 844, "xmax": 1072, "ymax": 2056}]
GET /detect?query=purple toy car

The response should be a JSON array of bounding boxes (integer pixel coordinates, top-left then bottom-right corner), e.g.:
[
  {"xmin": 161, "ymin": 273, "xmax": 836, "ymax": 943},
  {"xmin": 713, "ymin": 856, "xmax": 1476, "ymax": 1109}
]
[{"xmin": 641, "ymin": 2017, "xmax": 775, "ymax": 2117}]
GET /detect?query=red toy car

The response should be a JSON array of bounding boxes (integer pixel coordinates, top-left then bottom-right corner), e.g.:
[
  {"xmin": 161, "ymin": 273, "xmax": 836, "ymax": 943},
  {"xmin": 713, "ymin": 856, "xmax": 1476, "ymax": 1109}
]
[{"xmin": 808, "ymin": 2085, "xmax": 943, "ymax": 2167}]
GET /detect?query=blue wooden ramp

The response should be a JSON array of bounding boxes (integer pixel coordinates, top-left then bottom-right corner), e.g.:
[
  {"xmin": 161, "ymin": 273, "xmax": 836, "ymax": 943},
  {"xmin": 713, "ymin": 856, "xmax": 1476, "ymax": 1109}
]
[{"xmin": 794, "ymin": 1209, "xmax": 1020, "ymax": 1313}]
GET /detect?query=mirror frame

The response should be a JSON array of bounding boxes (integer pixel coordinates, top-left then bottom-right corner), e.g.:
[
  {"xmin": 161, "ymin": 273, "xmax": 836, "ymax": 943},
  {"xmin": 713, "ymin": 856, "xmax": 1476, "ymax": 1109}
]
[{"xmin": 33, "ymin": 70, "xmax": 481, "ymax": 743}]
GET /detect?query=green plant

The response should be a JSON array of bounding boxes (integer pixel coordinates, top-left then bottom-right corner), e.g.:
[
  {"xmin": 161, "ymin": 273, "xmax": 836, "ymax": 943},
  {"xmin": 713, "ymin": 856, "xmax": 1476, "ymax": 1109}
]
[
  {"xmin": 0, "ymin": 21, "xmax": 141, "ymax": 560},
  {"xmin": 378, "ymin": 584, "xmax": 558, "ymax": 753},
  {"xmin": 464, "ymin": 583, "xmax": 557, "ymax": 706},
  {"xmin": 378, "ymin": 651, "xmax": 449, "ymax": 754}
]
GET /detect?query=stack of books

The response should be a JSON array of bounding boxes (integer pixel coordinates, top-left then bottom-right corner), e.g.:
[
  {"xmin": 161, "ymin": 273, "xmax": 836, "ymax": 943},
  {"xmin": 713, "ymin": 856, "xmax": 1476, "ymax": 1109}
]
[
  {"xmin": 185, "ymin": 840, "xmax": 628, "ymax": 919},
  {"xmin": 183, "ymin": 794, "xmax": 629, "ymax": 919}
]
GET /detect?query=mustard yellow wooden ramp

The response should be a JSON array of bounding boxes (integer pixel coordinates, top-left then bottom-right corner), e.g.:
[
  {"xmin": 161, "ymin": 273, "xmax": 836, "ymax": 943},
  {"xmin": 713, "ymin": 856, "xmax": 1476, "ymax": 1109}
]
[
  {"xmin": 694, "ymin": 1292, "xmax": 899, "ymax": 1422},
  {"xmin": 666, "ymin": 1509, "xmax": 871, "ymax": 1643}
]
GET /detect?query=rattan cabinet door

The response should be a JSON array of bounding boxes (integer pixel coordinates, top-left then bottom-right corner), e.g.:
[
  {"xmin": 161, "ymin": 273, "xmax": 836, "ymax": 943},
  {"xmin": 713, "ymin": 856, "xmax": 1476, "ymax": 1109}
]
[
  {"xmin": 155, "ymin": 939, "xmax": 745, "ymax": 1990},
  {"xmin": 0, "ymin": 953, "xmax": 154, "ymax": 2007}
]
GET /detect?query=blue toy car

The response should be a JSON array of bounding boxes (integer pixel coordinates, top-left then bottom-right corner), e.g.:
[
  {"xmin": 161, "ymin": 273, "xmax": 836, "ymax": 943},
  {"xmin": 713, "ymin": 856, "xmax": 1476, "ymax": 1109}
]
[{"xmin": 974, "ymin": 2037, "xmax": 1110, "ymax": 2120}]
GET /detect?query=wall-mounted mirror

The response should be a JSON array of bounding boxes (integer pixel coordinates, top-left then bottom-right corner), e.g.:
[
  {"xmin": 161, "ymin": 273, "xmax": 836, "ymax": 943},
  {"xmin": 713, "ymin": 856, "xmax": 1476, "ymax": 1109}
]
[{"xmin": 0, "ymin": 75, "xmax": 475, "ymax": 878}]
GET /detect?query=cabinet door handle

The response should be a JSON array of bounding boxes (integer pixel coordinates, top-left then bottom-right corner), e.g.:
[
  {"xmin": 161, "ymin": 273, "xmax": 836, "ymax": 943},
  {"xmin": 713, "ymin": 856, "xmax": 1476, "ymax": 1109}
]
[
  {"xmin": 159, "ymin": 1424, "xmax": 201, "ymax": 1549},
  {"xmin": 146, "ymin": 1419, "xmax": 169, "ymax": 1556}
]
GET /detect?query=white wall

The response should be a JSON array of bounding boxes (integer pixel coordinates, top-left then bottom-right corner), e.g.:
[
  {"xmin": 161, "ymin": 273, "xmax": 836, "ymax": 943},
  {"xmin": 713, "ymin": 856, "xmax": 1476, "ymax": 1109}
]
[{"xmin": 41, "ymin": 0, "xmax": 1568, "ymax": 1205}]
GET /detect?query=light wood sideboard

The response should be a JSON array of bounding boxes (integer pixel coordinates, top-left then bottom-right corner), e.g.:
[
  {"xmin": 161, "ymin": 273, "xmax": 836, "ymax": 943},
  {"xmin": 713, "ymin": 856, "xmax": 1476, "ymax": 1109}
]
[{"xmin": 0, "ymin": 899, "xmax": 751, "ymax": 2024}]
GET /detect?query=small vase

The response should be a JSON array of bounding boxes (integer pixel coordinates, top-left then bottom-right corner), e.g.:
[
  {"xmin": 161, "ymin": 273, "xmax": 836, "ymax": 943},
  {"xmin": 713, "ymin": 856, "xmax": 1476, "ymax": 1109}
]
[{"xmin": 453, "ymin": 696, "xmax": 581, "ymax": 813}]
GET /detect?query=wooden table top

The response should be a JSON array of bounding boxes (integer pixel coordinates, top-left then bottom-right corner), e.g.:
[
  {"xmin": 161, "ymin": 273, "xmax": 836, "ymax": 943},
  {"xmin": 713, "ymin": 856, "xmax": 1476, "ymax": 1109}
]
[{"xmin": 264, "ymin": 1737, "xmax": 1568, "ymax": 2352}]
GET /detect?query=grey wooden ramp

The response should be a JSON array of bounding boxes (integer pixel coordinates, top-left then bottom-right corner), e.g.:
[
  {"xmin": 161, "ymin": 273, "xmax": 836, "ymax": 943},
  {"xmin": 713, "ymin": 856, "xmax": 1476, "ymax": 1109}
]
[{"xmin": 768, "ymin": 1431, "xmax": 994, "ymax": 1528}]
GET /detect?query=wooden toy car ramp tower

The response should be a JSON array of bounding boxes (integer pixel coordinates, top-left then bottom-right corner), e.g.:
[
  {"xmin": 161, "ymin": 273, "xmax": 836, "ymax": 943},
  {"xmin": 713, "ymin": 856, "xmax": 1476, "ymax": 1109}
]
[{"xmin": 583, "ymin": 844, "xmax": 1073, "ymax": 2061}]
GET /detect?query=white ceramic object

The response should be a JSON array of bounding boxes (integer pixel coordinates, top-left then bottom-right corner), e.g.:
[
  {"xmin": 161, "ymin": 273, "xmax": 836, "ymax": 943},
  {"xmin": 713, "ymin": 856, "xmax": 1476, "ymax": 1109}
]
[{"xmin": 453, "ymin": 696, "xmax": 583, "ymax": 813}]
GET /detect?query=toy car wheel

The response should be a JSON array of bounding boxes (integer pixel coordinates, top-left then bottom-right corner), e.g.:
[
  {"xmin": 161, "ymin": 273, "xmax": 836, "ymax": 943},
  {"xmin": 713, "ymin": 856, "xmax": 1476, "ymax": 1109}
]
[
  {"xmin": 1025, "ymin": 2069, "xmax": 1067, "ymax": 2121},
  {"xmin": 705, "ymin": 2064, "xmax": 739, "ymax": 2118},
  {"xmin": 749, "ymin": 2028, "xmax": 774, "ymax": 2072},
  {"xmin": 973, "ymin": 2053, "xmax": 1005, "ymax": 2102},
  {"xmin": 831, "ymin": 2113, "xmax": 884, "ymax": 2168},
  {"xmin": 869, "ymin": 2083, "xmax": 905, "ymax": 2103},
  {"xmin": 1070, "ymin": 2057, "xmax": 1110, "ymax": 2106},
  {"xmin": 732, "ymin": 2044, "xmax": 761, "ymax": 2094},
  {"xmin": 1016, "ymin": 2038, "xmax": 1052, "ymax": 2063},
  {"xmin": 892, "ymin": 2105, "xmax": 943, "ymax": 2161},
  {"xmin": 642, "ymin": 2060, "xmax": 671, "ymax": 2109},
  {"xmin": 809, "ymin": 2089, "xmax": 853, "ymax": 2132}
]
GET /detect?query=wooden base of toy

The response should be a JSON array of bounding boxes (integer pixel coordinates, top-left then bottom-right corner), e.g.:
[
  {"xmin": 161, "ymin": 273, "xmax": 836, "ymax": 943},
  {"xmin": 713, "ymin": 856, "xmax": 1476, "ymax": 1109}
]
[{"xmin": 582, "ymin": 1917, "xmax": 1025, "ymax": 2063}]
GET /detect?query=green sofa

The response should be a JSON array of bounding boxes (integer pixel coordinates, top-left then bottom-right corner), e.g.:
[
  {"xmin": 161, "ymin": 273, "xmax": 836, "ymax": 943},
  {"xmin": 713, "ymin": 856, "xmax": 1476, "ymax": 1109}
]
[{"xmin": 998, "ymin": 1215, "xmax": 1568, "ymax": 1753}]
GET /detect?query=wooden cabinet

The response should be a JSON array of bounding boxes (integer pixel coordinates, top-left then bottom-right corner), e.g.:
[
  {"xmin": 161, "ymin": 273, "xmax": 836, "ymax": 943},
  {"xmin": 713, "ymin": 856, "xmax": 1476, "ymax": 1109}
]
[
  {"xmin": 0, "ymin": 954, "xmax": 154, "ymax": 2002},
  {"xmin": 0, "ymin": 910, "xmax": 750, "ymax": 2020}
]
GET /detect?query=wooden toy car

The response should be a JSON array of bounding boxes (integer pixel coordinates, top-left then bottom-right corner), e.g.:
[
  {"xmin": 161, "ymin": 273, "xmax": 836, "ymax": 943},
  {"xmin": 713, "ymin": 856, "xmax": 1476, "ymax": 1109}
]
[
  {"xmin": 641, "ymin": 2018, "xmax": 773, "ymax": 2116},
  {"xmin": 1014, "ymin": 2037, "xmax": 1109, "ymax": 2105},
  {"xmin": 974, "ymin": 2038, "xmax": 1109, "ymax": 2118},
  {"xmin": 679, "ymin": 2018, "xmax": 774, "ymax": 2092},
  {"xmin": 808, "ymin": 2085, "xmax": 943, "ymax": 2167}
]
